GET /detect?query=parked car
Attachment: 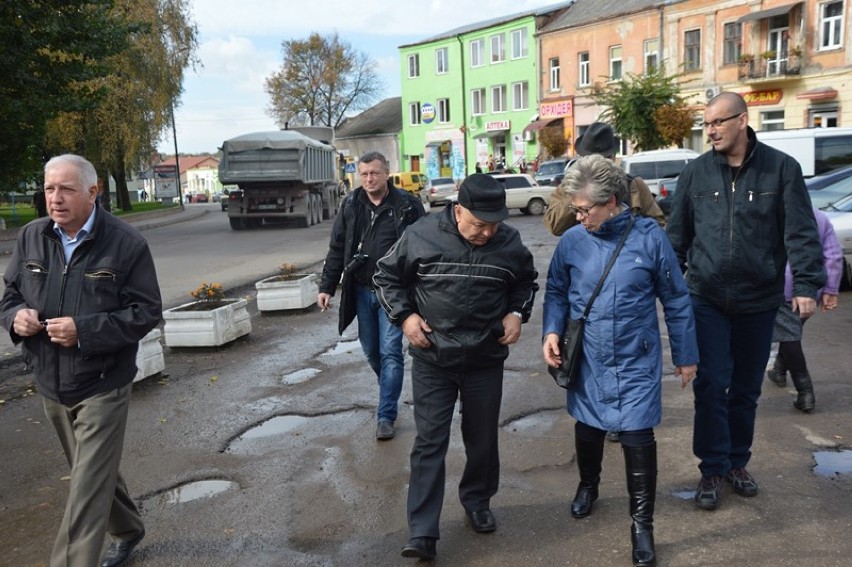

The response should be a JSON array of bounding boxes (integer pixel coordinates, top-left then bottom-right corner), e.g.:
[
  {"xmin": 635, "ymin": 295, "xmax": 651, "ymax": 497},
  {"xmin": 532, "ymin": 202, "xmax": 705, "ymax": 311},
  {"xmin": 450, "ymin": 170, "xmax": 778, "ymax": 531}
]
[
  {"xmin": 535, "ymin": 158, "xmax": 569, "ymax": 187},
  {"xmin": 656, "ymin": 177, "xmax": 678, "ymax": 215},
  {"xmin": 448, "ymin": 173, "xmax": 553, "ymax": 215},
  {"xmin": 807, "ymin": 170, "xmax": 852, "ymax": 209},
  {"xmin": 390, "ymin": 172, "xmax": 428, "ymax": 195},
  {"xmin": 427, "ymin": 177, "xmax": 458, "ymax": 205},
  {"xmin": 620, "ymin": 148, "xmax": 699, "ymax": 196},
  {"xmin": 188, "ymin": 193, "xmax": 209, "ymax": 203}
]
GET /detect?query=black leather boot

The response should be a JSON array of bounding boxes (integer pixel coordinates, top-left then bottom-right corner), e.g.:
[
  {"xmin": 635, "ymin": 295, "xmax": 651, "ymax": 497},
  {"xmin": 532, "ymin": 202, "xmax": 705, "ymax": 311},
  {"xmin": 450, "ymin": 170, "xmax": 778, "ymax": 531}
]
[
  {"xmin": 766, "ymin": 353, "xmax": 787, "ymax": 387},
  {"xmin": 571, "ymin": 436, "xmax": 604, "ymax": 518},
  {"xmin": 790, "ymin": 370, "xmax": 815, "ymax": 412},
  {"xmin": 623, "ymin": 444, "xmax": 657, "ymax": 567}
]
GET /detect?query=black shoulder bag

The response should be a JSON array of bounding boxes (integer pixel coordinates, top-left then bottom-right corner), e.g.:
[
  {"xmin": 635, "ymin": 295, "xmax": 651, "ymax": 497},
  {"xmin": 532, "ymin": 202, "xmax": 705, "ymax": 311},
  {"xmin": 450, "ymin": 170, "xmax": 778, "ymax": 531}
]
[{"xmin": 549, "ymin": 213, "xmax": 635, "ymax": 389}]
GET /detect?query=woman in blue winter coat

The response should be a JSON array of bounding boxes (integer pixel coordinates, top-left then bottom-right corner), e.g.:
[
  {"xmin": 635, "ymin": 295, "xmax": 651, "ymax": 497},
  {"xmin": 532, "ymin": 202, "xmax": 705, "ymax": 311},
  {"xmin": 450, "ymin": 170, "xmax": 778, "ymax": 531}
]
[{"xmin": 542, "ymin": 154, "xmax": 699, "ymax": 567}]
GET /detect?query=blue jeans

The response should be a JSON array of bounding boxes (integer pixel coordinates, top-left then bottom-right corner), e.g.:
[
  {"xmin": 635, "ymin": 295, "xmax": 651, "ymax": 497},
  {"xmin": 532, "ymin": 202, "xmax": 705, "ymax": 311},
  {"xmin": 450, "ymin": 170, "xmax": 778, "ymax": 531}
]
[
  {"xmin": 691, "ymin": 296, "xmax": 777, "ymax": 477},
  {"xmin": 355, "ymin": 285, "xmax": 404, "ymax": 423}
]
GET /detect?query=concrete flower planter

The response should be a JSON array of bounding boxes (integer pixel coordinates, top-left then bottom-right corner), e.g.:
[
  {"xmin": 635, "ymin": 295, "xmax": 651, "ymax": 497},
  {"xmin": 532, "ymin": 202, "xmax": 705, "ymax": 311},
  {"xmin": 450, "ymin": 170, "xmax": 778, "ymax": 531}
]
[
  {"xmin": 163, "ymin": 298, "xmax": 252, "ymax": 347},
  {"xmin": 134, "ymin": 328, "xmax": 164, "ymax": 382},
  {"xmin": 255, "ymin": 274, "xmax": 318, "ymax": 312}
]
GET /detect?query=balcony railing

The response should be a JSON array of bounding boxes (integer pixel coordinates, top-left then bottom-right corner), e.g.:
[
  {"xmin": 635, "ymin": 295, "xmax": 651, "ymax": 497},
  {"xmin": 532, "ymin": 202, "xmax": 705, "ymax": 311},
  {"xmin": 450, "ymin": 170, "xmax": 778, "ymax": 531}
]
[{"xmin": 738, "ymin": 56, "xmax": 801, "ymax": 80}]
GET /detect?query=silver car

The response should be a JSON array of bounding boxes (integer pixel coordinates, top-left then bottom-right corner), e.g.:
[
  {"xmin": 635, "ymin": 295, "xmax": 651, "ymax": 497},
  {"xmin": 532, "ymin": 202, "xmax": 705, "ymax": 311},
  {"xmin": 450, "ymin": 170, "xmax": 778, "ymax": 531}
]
[{"xmin": 426, "ymin": 177, "xmax": 458, "ymax": 205}]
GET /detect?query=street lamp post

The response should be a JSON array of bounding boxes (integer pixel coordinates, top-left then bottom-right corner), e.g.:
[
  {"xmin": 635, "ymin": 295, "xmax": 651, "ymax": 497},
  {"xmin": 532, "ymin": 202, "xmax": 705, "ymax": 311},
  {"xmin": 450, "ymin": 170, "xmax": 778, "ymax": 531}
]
[{"xmin": 171, "ymin": 104, "xmax": 185, "ymax": 210}]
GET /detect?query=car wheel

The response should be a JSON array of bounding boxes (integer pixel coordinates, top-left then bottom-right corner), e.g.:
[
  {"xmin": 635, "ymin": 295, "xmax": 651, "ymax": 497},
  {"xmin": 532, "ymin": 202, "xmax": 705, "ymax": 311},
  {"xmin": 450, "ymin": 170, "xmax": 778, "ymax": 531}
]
[
  {"xmin": 527, "ymin": 198, "xmax": 546, "ymax": 216},
  {"xmin": 519, "ymin": 207, "xmax": 530, "ymax": 215}
]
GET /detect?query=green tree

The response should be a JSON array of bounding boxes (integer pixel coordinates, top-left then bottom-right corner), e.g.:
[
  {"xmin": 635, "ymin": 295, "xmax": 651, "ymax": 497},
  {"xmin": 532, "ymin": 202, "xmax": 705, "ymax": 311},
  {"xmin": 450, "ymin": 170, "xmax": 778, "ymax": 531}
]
[
  {"xmin": 0, "ymin": 0, "xmax": 133, "ymax": 192},
  {"xmin": 538, "ymin": 126, "xmax": 569, "ymax": 159},
  {"xmin": 588, "ymin": 68, "xmax": 696, "ymax": 151},
  {"xmin": 265, "ymin": 32, "xmax": 381, "ymax": 128},
  {"xmin": 44, "ymin": 0, "xmax": 198, "ymax": 211}
]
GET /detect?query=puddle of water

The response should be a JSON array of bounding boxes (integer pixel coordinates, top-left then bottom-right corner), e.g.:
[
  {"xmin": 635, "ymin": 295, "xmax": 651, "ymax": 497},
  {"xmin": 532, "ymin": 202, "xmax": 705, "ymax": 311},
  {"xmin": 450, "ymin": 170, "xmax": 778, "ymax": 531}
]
[
  {"xmin": 321, "ymin": 340, "xmax": 361, "ymax": 356},
  {"xmin": 281, "ymin": 368, "xmax": 321, "ymax": 385},
  {"xmin": 813, "ymin": 449, "xmax": 852, "ymax": 477},
  {"xmin": 502, "ymin": 410, "xmax": 566, "ymax": 438},
  {"xmin": 672, "ymin": 488, "xmax": 695, "ymax": 500},
  {"xmin": 158, "ymin": 480, "xmax": 238, "ymax": 505},
  {"xmin": 241, "ymin": 415, "xmax": 310, "ymax": 439}
]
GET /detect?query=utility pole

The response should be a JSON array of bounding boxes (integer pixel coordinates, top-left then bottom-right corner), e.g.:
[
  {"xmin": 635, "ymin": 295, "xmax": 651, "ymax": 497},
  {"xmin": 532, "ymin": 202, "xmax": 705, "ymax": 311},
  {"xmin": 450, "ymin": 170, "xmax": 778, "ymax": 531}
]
[{"xmin": 171, "ymin": 104, "xmax": 185, "ymax": 210}]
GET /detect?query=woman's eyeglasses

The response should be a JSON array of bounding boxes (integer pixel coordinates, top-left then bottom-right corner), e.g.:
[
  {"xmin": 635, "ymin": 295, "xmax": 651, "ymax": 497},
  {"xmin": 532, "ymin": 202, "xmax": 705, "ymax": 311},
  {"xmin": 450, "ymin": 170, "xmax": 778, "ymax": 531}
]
[{"xmin": 568, "ymin": 203, "xmax": 602, "ymax": 216}]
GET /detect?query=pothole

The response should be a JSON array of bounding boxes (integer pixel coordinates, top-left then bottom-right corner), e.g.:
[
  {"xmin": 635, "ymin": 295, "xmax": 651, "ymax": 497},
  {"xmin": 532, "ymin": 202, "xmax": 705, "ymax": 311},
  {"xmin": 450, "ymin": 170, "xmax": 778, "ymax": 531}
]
[
  {"xmin": 502, "ymin": 409, "xmax": 566, "ymax": 438},
  {"xmin": 813, "ymin": 449, "xmax": 852, "ymax": 477},
  {"xmin": 321, "ymin": 340, "xmax": 361, "ymax": 356},
  {"xmin": 148, "ymin": 479, "xmax": 239, "ymax": 505},
  {"xmin": 224, "ymin": 409, "xmax": 371, "ymax": 454},
  {"xmin": 282, "ymin": 368, "xmax": 321, "ymax": 385}
]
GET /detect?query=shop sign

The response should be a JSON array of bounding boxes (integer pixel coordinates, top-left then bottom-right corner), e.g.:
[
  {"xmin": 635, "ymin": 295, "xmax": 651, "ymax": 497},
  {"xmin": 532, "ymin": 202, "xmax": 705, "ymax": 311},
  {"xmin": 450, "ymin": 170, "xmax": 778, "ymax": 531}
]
[
  {"xmin": 743, "ymin": 90, "xmax": 783, "ymax": 106},
  {"xmin": 486, "ymin": 120, "xmax": 510, "ymax": 131},
  {"xmin": 421, "ymin": 103, "xmax": 436, "ymax": 123},
  {"xmin": 540, "ymin": 99, "xmax": 573, "ymax": 119}
]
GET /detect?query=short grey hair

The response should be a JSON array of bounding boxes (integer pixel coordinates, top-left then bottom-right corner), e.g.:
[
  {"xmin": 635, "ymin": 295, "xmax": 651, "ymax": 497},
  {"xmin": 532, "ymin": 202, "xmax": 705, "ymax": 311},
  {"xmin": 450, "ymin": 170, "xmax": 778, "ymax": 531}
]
[
  {"xmin": 44, "ymin": 154, "xmax": 98, "ymax": 190},
  {"xmin": 561, "ymin": 154, "xmax": 628, "ymax": 204},
  {"xmin": 358, "ymin": 151, "xmax": 389, "ymax": 173}
]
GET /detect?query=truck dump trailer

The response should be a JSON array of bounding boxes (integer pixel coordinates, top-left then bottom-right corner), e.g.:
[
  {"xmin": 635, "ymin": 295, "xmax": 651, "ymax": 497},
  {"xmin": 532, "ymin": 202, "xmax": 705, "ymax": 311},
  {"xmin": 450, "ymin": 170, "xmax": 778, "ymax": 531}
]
[{"xmin": 218, "ymin": 129, "xmax": 342, "ymax": 230}]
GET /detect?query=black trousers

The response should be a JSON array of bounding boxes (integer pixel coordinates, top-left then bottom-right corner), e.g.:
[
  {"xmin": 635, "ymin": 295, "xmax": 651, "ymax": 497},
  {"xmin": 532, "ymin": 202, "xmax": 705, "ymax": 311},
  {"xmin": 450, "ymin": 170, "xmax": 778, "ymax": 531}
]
[{"xmin": 407, "ymin": 358, "xmax": 504, "ymax": 539}]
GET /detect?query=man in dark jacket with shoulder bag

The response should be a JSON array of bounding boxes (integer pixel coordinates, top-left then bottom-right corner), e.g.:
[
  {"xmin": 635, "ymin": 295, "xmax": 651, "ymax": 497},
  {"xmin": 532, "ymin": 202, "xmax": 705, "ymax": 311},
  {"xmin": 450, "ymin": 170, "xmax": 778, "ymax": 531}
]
[
  {"xmin": 667, "ymin": 92, "xmax": 825, "ymax": 512},
  {"xmin": 318, "ymin": 151, "xmax": 425, "ymax": 441},
  {"xmin": 0, "ymin": 154, "xmax": 162, "ymax": 567},
  {"xmin": 374, "ymin": 173, "xmax": 538, "ymax": 560}
]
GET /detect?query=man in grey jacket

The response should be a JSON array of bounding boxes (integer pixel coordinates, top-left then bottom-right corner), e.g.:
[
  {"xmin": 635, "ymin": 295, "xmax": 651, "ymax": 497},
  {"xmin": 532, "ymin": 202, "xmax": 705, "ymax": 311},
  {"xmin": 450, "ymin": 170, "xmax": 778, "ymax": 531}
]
[
  {"xmin": 667, "ymin": 93, "xmax": 824, "ymax": 512},
  {"xmin": 0, "ymin": 154, "xmax": 162, "ymax": 567},
  {"xmin": 374, "ymin": 174, "xmax": 538, "ymax": 560}
]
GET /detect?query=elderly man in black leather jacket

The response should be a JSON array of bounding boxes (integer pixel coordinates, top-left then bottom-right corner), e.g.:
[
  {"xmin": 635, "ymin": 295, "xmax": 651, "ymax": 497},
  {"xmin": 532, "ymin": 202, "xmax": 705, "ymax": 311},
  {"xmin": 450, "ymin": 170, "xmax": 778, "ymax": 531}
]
[
  {"xmin": 0, "ymin": 154, "xmax": 161, "ymax": 567},
  {"xmin": 374, "ymin": 173, "xmax": 538, "ymax": 561}
]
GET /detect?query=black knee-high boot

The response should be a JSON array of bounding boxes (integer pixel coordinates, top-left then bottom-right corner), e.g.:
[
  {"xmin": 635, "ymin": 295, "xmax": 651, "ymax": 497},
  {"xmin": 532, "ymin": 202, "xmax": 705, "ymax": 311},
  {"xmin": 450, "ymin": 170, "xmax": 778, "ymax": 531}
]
[
  {"xmin": 766, "ymin": 351, "xmax": 788, "ymax": 387},
  {"xmin": 571, "ymin": 436, "xmax": 605, "ymax": 518},
  {"xmin": 790, "ymin": 370, "xmax": 815, "ymax": 412},
  {"xmin": 623, "ymin": 444, "xmax": 657, "ymax": 567}
]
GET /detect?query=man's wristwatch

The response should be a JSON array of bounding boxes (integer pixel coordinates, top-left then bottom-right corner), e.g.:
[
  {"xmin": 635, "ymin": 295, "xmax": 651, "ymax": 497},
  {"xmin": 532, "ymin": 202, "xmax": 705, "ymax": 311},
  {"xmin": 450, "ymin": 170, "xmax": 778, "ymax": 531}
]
[{"xmin": 509, "ymin": 311, "xmax": 523, "ymax": 320}]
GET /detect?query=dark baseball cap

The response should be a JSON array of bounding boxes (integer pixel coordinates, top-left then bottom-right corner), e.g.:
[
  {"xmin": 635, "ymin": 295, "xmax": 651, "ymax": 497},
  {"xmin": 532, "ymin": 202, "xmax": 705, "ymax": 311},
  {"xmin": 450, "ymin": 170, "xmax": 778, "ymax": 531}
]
[{"xmin": 458, "ymin": 174, "xmax": 508, "ymax": 222}]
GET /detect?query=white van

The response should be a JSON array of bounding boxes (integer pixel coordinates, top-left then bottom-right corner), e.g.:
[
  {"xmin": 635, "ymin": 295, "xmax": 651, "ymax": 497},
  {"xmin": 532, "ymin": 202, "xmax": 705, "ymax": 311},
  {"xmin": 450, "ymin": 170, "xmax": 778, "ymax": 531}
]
[
  {"xmin": 620, "ymin": 148, "xmax": 700, "ymax": 195},
  {"xmin": 756, "ymin": 127, "xmax": 852, "ymax": 177}
]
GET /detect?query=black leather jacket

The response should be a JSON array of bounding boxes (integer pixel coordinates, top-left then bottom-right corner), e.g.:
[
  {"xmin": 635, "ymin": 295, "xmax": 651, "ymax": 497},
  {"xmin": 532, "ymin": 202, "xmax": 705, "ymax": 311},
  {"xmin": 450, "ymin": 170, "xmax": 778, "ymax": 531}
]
[
  {"xmin": 667, "ymin": 127, "xmax": 825, "ymax": 314},
  {"xmin": 374, "ymin": 205, "xmax": 538, "ymax": 369},
  {"xmin": 0, "ymin": 207, "xmax": 162, "ymax": 405},
  {"xmin": 319, "ymin": 183, "xmax": 425, "ymax": 334}
]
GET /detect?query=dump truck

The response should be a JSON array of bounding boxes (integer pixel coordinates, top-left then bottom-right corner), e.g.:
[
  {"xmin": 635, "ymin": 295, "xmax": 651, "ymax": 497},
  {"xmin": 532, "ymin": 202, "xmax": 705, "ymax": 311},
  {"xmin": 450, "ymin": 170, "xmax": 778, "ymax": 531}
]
[{"xmin": 218, "ymin": 127, "xmax": 342, "ymax": 230}]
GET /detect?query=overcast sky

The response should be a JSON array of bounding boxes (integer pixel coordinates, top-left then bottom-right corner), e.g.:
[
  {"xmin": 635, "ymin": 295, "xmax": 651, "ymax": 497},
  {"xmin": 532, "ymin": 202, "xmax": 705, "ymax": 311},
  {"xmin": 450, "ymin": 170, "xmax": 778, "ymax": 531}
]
[{"xmin": 163, "ymin": 0, "xmax": 562, "ymax": 154}]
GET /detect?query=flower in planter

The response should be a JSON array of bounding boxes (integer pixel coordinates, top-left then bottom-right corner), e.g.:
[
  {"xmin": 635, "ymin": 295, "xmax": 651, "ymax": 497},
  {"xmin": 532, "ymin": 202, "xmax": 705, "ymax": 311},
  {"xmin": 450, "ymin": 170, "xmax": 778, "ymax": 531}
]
[{"xmin": 190, "ymin": 281, "xmax": 225, "ymax": 302}]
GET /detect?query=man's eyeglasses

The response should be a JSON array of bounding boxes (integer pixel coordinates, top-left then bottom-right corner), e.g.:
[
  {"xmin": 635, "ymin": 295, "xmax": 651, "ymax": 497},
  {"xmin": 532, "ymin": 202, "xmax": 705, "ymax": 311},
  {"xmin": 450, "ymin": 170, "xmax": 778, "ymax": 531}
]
[
  {"xmin": 700, "ymin": 112, "xmax": 744, "ymax": 129},
  {"xmin": 567, "ymin": 203, "xmax": 601, "ymax": 217}
]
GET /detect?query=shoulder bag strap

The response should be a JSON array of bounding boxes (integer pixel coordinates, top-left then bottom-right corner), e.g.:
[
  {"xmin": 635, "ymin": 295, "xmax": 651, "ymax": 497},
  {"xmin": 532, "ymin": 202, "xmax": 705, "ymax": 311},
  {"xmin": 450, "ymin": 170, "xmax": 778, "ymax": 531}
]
[{"xmin": 581, "ymin": 213, "xmax": 636, "ymax": 319}]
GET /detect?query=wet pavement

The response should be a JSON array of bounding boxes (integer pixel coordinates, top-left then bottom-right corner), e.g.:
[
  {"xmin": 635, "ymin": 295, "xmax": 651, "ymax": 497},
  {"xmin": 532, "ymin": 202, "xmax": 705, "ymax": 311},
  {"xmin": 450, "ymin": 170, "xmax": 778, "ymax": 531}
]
[{"xmin": 1, "ymin": 210, "xmax": 851, "ymax": 566}]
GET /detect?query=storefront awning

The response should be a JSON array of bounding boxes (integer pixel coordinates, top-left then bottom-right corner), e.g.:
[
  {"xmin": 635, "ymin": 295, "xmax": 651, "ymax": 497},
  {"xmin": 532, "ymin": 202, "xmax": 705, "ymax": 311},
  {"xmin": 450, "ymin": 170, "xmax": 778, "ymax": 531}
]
[
  {"xmin": 796, "ymin": 87, "xmax": 838, "ymax": 101},
  {"xmin": 475, "ymin": 130, "xmax": 509, "ymax": 139},
  {"xmin": 737, "ymin": 2, "xmax": 800, "ymax": 23},
  {"xmin": 523, "ymin": 119, "xmax": 561, "ymax": 135}
]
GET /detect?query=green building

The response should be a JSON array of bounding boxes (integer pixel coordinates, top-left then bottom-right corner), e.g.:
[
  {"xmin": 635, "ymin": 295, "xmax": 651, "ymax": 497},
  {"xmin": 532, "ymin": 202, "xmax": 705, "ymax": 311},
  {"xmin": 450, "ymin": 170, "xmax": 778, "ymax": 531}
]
[{"xmin": 398, "ymin": 2, "xmax": 573, "ymax": 183}]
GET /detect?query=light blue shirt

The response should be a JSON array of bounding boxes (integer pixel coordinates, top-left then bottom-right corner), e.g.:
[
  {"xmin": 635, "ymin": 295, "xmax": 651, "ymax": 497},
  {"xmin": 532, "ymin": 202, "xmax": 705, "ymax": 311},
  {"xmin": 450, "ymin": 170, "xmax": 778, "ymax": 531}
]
[{"xmin": 53, "ymin": 207, "xmax": 97, "ymax": 264}]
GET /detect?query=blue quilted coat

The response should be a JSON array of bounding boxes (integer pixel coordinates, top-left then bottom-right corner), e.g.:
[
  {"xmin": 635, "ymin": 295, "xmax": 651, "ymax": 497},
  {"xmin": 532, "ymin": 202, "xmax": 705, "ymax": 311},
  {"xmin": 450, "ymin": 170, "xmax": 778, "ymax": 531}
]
[{"xmin": 543, "ymin": 209, "xmax": 698, "ymax": 431}]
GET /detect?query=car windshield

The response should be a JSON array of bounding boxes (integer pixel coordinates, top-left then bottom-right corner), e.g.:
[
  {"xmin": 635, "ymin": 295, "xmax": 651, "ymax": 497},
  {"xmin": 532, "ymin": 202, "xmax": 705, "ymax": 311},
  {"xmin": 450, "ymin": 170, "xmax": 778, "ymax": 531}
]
[
  {"xmin": 810, "ymin": 174, "xmax": 852, "ymax": 209},
  {"xmin": 434, "ymin": 178, "xmax": 454, "ymax": 185},
  {"xmin": 824, "ymin": 192, "xmax": 852, "ymax": 212},
  {"xmin": 538, "ymin": 162, "xmax": 565, "ymax": 175}
]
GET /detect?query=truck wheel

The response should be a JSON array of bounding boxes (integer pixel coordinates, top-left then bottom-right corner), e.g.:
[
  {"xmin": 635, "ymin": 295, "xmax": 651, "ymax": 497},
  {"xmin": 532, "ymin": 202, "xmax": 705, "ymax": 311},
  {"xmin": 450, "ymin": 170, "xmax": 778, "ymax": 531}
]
[
  {"xmin": 313, "ymin": 194, "xmax": 322, "ymax": 225},
  {"xmin": 249, "ymin": 218, "xmax": 263, "ymax": 229},
  {"xmin": 229, "ymin": 217, "xmax": 247, "ymax": 230},
  {"xmin": 527, "ymin": 198, "xmax": 546, "ymax": 216}
]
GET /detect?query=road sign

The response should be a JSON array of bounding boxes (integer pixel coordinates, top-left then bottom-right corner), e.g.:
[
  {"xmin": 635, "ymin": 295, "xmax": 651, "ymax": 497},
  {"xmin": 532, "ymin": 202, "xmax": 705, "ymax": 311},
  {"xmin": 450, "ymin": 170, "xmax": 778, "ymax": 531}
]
[{"xmin": 344, "ymin": 162, "xmax": 356, "ymax": 174}]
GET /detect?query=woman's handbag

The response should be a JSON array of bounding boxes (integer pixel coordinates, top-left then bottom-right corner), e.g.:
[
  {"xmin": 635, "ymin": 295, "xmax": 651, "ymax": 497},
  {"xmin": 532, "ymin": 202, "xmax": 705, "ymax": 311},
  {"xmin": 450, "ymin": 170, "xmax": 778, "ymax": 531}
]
[{"xmin": 548, "ymin": 214, "xmax": 635, "ymax": 389}]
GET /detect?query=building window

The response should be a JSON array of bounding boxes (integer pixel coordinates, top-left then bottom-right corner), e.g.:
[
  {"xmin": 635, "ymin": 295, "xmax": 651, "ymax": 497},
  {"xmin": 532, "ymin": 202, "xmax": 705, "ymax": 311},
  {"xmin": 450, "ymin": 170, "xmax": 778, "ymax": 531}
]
[
  {"xmin": 760, "ymin": 110, "xmax": 785, "ymax": 131},
  {"xmin": 511, "ymin": 28, "xmax": 528, "ymax": 59},
  {"xmin": 409, "ymin": 102, "xmax": 421, "ymax": 125},
  {"xmin": 820, "ymin": 1, "xmax": 844, "ymax": 49},
  {"xmin": 512, "ymin": 81, "xmax": 529, "ymax": 111},
  {"xmin": 684, "ymin": 29, "xmax": 701, "ymax": 71},
  {"xmin": 609, "ymin": 45, "xmax": 622, "ymax": 81},
  {"xmin": 435, "ymin": 47, "xmax": 448, "ymax": 74},
  {"xmin": 491, "ymin": 85, "xmax": 506, "ymax": 113},
  {"xmin": 438, "ymin": 98, "xmax": 450, "ymax": 123},
  {"xmin": 490, "ymin": 33, "xmax": 505, "ymax": 63},
  {"xmin": 579, "ymin": 52, "xmax": 590, "ymax": 86},
  {"xmin": 549, "ymin": 57, "xmax": 561, "ymax": 91},
  {"xmin": 644, "ymin": 39, "xmax": 659, "ymax": 73},
  {"xmin": 471, "ymin": 89, "xmax": 486, "ymax": 115},
  {"xmin": 470, "ymin": 39, "xmax": 484, "ymax": 67},
  {"xmin": 408, "ymin": 54, "xmax": 420, "ymax": 78},
  {"xmin": 723, "ymin": 22, "xmax": 742, "ymax": 65}
]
